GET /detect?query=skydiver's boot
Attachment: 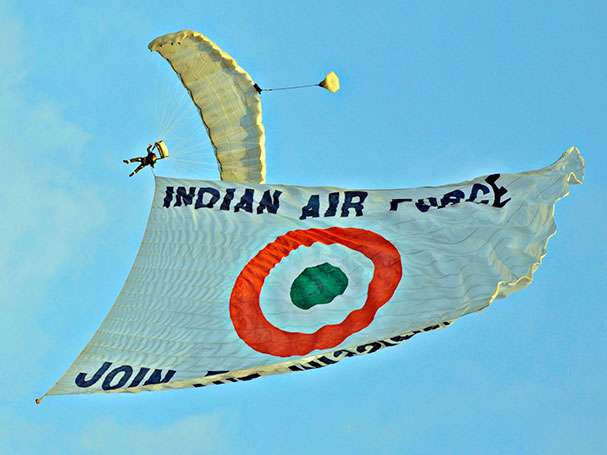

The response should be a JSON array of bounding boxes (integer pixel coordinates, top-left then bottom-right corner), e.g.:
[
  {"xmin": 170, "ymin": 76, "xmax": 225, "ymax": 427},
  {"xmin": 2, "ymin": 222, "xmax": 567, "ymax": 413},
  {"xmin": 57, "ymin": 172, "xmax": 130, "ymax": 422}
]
[{"xmin": 123, "ymin": 160, "xmax": 129, "ymax": 164}]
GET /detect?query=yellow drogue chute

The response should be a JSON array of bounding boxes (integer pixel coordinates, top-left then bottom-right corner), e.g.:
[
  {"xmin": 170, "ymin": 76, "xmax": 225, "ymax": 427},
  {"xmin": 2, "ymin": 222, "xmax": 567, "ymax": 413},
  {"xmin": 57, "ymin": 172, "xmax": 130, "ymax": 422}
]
[{"xmin": 319, "ymin": 72, "xmax": 340, "ymax": 93}]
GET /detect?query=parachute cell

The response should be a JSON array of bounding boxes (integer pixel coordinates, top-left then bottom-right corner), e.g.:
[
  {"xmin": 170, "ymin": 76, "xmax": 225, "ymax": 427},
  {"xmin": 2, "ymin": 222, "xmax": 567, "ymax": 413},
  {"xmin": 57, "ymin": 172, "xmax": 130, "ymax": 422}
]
[{"xmin": 149, "ymin": 30, "xmax": 266, "ymax": 183}]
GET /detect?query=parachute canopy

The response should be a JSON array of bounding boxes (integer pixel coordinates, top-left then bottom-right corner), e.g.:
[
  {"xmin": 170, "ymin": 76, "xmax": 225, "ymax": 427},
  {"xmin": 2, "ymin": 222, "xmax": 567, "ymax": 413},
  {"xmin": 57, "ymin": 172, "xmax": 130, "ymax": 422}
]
[
  {"xmin": 320, "ymin": 71, "xmax": 340, "ymax": 93},
  {"xmin": 149, "ymin": 30, "xmax": 266, "ymax": 183},
  {"xmin": 154, "ymin": 140, "xmax": 169, "ymax": 159}
]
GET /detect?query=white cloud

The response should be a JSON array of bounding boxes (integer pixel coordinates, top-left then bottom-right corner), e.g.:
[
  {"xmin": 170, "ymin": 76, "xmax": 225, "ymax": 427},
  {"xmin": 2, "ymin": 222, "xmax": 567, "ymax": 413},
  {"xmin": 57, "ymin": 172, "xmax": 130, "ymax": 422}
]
[
  {"xmin": 0, "ymin": 410, "xmax": 235, "ymax": 454},
  {"xmin": 78, "ymin": 413, "xmax": 234, "ymax": 454},
  {"xmin": 0, "ymin": 2, "xmax": 110, "ymax": 395}
]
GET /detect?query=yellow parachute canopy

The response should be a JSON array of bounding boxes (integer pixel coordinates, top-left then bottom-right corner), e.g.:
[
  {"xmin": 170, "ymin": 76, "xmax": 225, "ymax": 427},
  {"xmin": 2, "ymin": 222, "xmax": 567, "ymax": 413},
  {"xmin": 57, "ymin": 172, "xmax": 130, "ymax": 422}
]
[
  {"xmin": 319, "ymin": 71, "xmax": 340, "ymax": 93},
  {"xmin": 154, "ymin": 140, "xmax": 169, "ymax": 159},
  {"xmin": 149, "ymin": 30, "xmax": 266, "ymax": 184}
]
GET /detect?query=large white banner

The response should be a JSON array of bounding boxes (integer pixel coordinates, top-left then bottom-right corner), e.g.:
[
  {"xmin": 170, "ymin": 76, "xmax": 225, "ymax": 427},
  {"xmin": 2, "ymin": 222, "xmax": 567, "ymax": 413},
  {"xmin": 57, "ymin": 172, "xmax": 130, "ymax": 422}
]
[{"xmin": 41, "ymin": 148, "xmax": 583, "ymax": 399}]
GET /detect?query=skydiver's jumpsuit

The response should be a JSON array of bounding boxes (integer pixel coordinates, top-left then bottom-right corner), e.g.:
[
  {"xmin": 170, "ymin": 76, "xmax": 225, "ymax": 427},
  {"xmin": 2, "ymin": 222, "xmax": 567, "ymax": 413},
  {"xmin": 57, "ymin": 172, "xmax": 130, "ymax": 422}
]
[{"xmin": 124, "ymin": 145, "xmax": 158, "ymax": 177}]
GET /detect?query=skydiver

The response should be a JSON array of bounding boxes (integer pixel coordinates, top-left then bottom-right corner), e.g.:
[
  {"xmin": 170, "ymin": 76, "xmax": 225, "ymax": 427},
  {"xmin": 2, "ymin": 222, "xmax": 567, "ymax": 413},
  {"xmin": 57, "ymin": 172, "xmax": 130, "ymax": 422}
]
[{"xmin": 123, "ymin": 144, "xmax": 158, "ymax": 177}]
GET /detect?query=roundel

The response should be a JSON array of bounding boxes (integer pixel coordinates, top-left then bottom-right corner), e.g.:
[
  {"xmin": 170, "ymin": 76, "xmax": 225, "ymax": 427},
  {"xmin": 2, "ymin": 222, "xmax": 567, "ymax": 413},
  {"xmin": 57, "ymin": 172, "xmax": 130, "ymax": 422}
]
[{"xmin": 229, "ymin": 227, "xmax": 402, "ymax": 357}]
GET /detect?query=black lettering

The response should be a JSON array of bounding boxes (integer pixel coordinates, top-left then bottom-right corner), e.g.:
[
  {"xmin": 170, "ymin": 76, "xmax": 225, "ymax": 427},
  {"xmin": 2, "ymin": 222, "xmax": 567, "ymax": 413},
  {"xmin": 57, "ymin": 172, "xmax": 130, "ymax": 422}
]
[
  {"xmin": 163, "ymin": 187, "xmax": 174, "ymax": 208},
  {"xmin": 128, "ymin": 367, "xmax": 150, "ymax": 388},
  {"xmin": 204, "ymin": 370, "xmax": 229, "ymax": 377},
  {"xmin": 332, "ymin": 349, "xmax": 356, "ymax": 358},
  {"xmin": 423, "ymin": 324, "xmax": 441, "ymax": 331},
  {"xmin": 174, "ymin": 186, "xmax": 196, "ymax": 206},
  {"xmin": 390, "ymin": 334, "xmax": 415, "ymax": 342},
  {"xmin": 220, "ymin": 188, "xmax": 236, "ymax": 211},
  {"xmin": 323, "ymin": 192, "xmax": 340, "ymax": 217},
  {"xmin": 292, "ymin": 363, "xmax": 318, "ymax": 371},
  {"xmin": 415, "ymin": 197, "xmax": 438, "ymax": 213},
  {"xmin": 195, "ymin": 187, "xmax": 220, "ymax": 209},
  {"xmin": 356, "ymin": 342, "xmax": 382, "ymax": 354},
  {"xmin": 257, "ymin": 190, "xmax": 282, "ymax": 214},
  {"xmin": 143, "ymin": 368, "xmax": 176, "ymax": 386},
  {"xmin": 234, "ymin": 189, "xmax": 254, "ymax": 213},
  {"xmin": 237, "ymin": 373, "xmax": 261, "ymax": 381},
  {"xmin": 317, "ymin": 355, "xmax": 337, "ymax": 365},
  {"xmin": 75, "ymin": 361, "xmax": 112, "ymax": 388},
  {"xmin": 341, "ymin": 191, "xmax": 367, "ymax": 217},
  {"xmin": 389, "ymin": 198, "xmax": 412, "ymax": 211},
  {"xmin": 440, "ymin": 189, "xmax": 465, "ymax": 207},
  {"xmin": 300, "ymin": 194, "xmax": 320, "ymax": 220},
  {"xmin": 485, "ymin": 174, "xmax": 511, "ymax": 208},
  {"xmin": 102, "ymin": 365, "xmax": 133, "ymax": 391},
  {"xmin": 466, "ymin": 183, "xmax": 491, "ymax": 204},
  {"xmin": 378, "ymin": 339, "xmax": 398, "ymax": 348}
]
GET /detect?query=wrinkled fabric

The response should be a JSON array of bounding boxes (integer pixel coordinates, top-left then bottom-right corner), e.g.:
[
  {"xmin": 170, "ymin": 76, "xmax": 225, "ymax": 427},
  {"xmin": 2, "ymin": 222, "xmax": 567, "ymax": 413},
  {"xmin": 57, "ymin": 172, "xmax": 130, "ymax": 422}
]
[{"xmin": 43, "ymin": 148, "xmax": 583, "ymax": 398}]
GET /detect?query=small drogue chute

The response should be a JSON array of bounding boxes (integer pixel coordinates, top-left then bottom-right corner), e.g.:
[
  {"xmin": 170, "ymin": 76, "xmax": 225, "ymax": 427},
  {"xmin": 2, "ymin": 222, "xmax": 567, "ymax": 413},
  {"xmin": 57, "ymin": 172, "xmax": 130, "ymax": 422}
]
[
  {"xmin": 149, "ymin": 29, "xmax": 339, "ymax": 184},
  {"xmin": 258, "ymin": 71, "xmax": 341, "ymax": 93}
]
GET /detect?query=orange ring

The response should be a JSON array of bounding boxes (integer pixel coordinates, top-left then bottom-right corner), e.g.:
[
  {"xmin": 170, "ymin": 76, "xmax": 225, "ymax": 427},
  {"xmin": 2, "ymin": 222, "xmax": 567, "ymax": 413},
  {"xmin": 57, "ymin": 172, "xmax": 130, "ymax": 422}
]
[{"xmin": 229, "ymin": 227, "xmax": 402, "ymax": 357}]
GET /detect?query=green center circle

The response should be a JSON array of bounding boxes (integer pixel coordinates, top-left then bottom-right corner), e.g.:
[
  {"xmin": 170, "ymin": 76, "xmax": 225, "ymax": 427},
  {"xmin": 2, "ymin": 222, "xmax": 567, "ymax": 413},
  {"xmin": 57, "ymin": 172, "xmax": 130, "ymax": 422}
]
[{"xmin": 289, "ymin": 262, "xmax": 349, "ymax": 310}]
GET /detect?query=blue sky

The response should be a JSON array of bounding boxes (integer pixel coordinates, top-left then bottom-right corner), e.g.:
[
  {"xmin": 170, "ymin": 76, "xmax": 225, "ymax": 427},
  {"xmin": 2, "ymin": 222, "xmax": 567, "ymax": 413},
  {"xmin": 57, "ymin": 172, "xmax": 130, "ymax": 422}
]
[{"xmin": 1, "ymin": 1, "xmax": 605, "ymax": 453}]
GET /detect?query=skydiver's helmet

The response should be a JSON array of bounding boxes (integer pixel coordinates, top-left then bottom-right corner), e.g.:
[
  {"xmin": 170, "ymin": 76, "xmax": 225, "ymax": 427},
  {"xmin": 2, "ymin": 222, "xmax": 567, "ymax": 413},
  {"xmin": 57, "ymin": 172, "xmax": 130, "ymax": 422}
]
[{"xmin": 153, "ymin": 140, "xmax": 169, "ymax": 159}]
